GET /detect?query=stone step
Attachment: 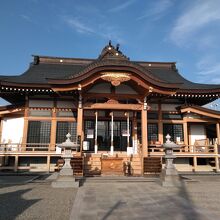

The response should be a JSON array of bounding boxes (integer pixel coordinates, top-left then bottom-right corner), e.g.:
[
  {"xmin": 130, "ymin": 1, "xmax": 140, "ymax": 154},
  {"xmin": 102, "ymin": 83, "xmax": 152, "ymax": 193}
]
[{"xmin": 80, "ymin": 176, "xmax": 158, "ymax": 183}]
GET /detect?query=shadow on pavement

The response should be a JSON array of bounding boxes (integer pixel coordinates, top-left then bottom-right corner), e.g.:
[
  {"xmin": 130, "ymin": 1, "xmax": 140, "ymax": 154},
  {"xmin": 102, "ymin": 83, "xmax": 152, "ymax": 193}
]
[
  {"xmin": 0, "ymin": 188, "xmax": 40, "ymax": 219},
  {"xmin": 152, "ymin": 179, "xmax": 203, "ymax": 220},
  {"xmin": 101, "ymin": 200, "xmax": 126, "ymax": 220},
  {"xmin": 176, "ymin": 180, "xmax": 201, "ymax": 220},
  {"xmin": 99, "ymin": 179, "xmax": 203, "ymax": 220}
]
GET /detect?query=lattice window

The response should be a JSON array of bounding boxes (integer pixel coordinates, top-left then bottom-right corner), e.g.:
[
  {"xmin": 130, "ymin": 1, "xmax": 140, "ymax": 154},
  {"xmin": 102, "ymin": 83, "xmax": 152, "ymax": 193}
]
[
  {"xmin": 27, "ymin": 121, "xmax": 51, "ymax": 143},
  {"xmin": 84, "ymin": 120, "xmax": 95, "ymax": 130},
  {"xmin": 56, "ymin": 122, "xmax": 77, "ymax": 143},
  {"xmin": 163, "ymin": 124, "xmax": 183, "ymax": 142},
  {"xmin": 148, "ymin": 123, "xmax": 158, "ymax": 142}
]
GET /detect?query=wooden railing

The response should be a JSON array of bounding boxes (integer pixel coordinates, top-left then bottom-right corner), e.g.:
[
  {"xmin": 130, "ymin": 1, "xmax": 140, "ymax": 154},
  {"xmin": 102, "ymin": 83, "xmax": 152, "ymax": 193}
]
[
  {"xmin": 0, "ymin": 143, "xmax": 53, "ymax": 152},
  {"xmin": 0, "ymin": 142, "xmax": 219, "ymax": 155},
  {"xmin": 148, "ymin": 144, "xmax": 219, "ymax": 154}
]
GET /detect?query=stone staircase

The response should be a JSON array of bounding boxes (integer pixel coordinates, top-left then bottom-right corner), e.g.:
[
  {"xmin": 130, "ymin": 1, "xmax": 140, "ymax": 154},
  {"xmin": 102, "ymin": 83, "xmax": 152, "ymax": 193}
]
[{"xmin": 81, "ymin": 176, "xmax": 158, "ymax": 183}]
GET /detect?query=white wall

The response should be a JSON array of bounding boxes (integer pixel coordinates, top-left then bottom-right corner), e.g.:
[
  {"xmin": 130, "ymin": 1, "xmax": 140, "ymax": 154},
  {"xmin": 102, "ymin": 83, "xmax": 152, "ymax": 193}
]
[
  {"xmin": 190, "ymin": 124, "xmax": 206, "ymax": 145},
  {"xmin": 1, "ymin": 117, "xmax": 24, "ymax": 143}
]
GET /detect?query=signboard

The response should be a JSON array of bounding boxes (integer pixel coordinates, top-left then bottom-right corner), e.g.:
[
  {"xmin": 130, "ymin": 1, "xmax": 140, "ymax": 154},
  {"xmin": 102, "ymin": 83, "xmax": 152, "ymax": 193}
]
[{"xmin": 83, "ymin": 141, "xmax": 89, "ymax": 150}]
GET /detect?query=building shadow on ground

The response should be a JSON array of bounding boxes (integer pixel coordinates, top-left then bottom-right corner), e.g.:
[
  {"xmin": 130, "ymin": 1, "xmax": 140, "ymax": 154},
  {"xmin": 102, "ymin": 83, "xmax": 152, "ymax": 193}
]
[
  {"xmin": 151, "ymin": 179, "xmax": 202, "ymax": 220},
  {"xmin": 0, "ymin": 188, "xmax": 41, "ymax": 219},
  {"xmin": 98, "ymin": 178, "xmax": 204, "ymax": 220}
]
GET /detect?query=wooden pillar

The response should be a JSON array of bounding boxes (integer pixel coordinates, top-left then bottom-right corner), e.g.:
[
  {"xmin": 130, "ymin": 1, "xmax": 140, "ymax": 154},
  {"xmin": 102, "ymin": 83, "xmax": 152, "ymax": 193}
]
[
  {"xmin": 214, "ymin": 142, "xmax": 219, "ymax": 172},
  {"xmin": 50, "ymin": 106, "xmax": 57, "ymax": 151},
  {"xmin": 158, "ymin": 102, "xmax": 163, "ymax": 144},
  {"xmin": 50, "ymin": 119, "xmax": 57, "ymax": 151},
  {"xmin": 22, "ymin": 99, "xmax": 29, "ymax": 149},
  {"xmin": 77, "ymin": 90, "xmax": 84, "ymax": 153},
  {"xmin": 193, "ymin": 156, "xmax": 197, "ymax": 172},
  {"xmin": 47, "ymin": 155, "xmax": 51, "ymax": 172},
  {"xmin": 188, "ymin": 123, "xmax": 192, "ymax": 146},
  {"xmin": 183, "ymin": 121, "xmax": 188, "ymax": 146},
  {"xmin": 0, "ymin": 119, "xmax": 3, "ymax": 142},
  {"xmin": 77, "ymin": 108, "xmax": 83, "ymax": 152},
  {"xmin": 141, "ymin": 106, "xmax": 148, "ymax": 157},
  {"xmin": 14, "ymin": 155, "xmax": 18, "ymax": 172},
  {"xmin": 216, "ymin": 123, "xmax": 220, "ymax": 145},
  {"xmin": 215, "ymin": 156, "xmax": 219, "ymax": 172}
]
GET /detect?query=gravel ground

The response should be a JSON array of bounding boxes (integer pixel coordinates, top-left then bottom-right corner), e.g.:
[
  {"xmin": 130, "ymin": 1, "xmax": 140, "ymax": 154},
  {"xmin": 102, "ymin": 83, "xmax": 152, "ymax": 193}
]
[{"xmin": 0, "ymin": 175, "xmax": 77, "ymax": 220}]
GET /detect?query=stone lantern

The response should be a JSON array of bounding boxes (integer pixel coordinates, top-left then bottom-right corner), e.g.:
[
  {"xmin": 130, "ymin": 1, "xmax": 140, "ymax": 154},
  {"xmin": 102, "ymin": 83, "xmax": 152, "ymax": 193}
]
[
  {"xmin": 52, "ymin": 133, "xmax": 79, "ymax": 188},
  {"xmin": 160, "ymin": 134, "xmax": 182, "ymax": 187}
]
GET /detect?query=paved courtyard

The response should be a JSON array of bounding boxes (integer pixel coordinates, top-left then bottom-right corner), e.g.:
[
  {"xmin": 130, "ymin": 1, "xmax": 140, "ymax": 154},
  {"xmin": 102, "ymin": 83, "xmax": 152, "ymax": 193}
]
[
  {"xmin": 0, "ymin": 174, "xmax": 220, "ymax": 220},
  {"xmin": 70, "ymin": 176, "xmax": 220, "ymax": 220},
  {"xmin": 0, "ymin": 174, "xmax": 77, "ymax": 220}
]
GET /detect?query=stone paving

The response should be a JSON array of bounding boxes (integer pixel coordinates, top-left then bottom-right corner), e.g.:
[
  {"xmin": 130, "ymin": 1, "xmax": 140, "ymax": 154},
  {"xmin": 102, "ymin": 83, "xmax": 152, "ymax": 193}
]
[
  {"xmin": 0, "ymin": 174, "xmax": 77, "ymax": 220},
  {"xmin": 1, "ymin": 174, "xmax": 220, "ymax": 220},
  {"xmin": 70, "ymin": 176, "xmax": 220, "ymax": 220},
  {"xmin": 0, "ymin": 175, "xmax": 38, "ymax": 184}
]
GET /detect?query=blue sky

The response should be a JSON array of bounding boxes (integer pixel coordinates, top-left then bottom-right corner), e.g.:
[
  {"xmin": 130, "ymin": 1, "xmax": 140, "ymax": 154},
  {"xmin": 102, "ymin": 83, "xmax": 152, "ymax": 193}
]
[{"xmin": 1, "ymin": 0, "xmax": 220, "ymax": 107}]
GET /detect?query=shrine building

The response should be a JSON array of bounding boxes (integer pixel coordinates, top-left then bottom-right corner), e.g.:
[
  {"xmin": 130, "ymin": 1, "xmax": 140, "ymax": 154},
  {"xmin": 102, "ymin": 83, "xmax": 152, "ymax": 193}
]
[{"xmin": 0, "ymin": 43, "xmax": 219, "ymax": 175}]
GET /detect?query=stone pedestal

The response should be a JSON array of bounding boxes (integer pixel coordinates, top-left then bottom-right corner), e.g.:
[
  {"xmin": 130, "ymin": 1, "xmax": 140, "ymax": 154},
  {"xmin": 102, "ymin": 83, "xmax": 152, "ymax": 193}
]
[
  {"xmin": 160, "ymin": 134, "xmax": 182, "ymax": 187},
  {"xmin": 51, "ymin": 157, "xmax": 79, "ymax": 188},
  {"xmin": 51, "ymin": 175, "xmax": 79, "ymax": 188},
  {"xmin": 51, "ymin": 133, "xmax": 79, "ymax": 188},
  {"xmin": 160, "ymin": 156, "xmax": 181, "ymax": 187}
]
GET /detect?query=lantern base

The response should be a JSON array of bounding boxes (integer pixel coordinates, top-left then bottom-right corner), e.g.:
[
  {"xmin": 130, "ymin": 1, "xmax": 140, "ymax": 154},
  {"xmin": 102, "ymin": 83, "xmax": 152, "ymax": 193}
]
[
  {"xmin": 160, "ymin": 169, "xmax": 182, "ymax": 187},
  {"xmin": 51, "ymin": 175, "xmax": 79, "ymax": 188}
]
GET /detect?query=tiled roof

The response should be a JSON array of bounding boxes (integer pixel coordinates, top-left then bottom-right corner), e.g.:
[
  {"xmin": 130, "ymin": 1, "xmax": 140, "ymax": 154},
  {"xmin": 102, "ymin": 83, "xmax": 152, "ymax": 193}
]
[{"xmin": 0, "ymin": 44, "xmax": 220, "ymax": 91}]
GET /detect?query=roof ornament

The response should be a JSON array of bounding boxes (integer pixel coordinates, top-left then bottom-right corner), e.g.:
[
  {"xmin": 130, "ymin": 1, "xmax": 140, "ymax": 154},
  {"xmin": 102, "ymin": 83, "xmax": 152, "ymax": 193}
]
[
  {"xmin": 33, "ymin": 56, "xmax": 39, "ymax": 65},
  {"xmin": 116, "ymin": 43, "xmax": 120, "ymax": 51},
  {"xmin": 98, "ymin": 42, "xmax": 129, "ymax": 60}
]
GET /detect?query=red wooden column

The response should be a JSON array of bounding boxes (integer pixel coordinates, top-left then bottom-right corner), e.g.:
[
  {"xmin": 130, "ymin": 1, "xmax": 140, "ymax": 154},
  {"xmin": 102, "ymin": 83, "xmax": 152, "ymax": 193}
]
[
  {"xmin": 22, "ymin": 96, "xmax": 29, "ymax": 149},
  {"xmin": 50, "ymin": 101, "xmax": 57, "ymax": 151},
  {"xmin": 158, "ymin": 102, "xmax": 163, "ymax": 144},
  {"xmin": 77, "ymin": 89, "xmax": 84, "ymax": 153},
  {"xmin": 183, "ymin": 122, "xmax": 188, "ymax": 146}
]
